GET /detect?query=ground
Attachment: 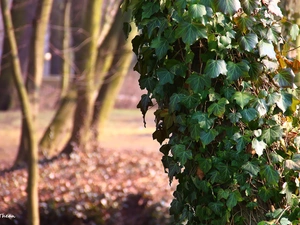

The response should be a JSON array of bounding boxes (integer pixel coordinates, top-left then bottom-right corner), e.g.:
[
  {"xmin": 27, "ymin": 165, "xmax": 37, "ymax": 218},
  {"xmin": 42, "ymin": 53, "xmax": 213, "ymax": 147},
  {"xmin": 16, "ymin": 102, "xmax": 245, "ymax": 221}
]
[{"xmin": 0, "ymin": 72, "xmax": 175, "ymax": 225}]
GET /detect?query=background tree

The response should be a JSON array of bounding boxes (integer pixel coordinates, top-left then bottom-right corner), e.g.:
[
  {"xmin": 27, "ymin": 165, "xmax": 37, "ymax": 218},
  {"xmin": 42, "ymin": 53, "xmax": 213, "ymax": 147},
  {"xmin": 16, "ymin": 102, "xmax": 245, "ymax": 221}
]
[
  {"xmin": 127, "ymin": 0, "xmax": 300, "ymax": 224},
  {"xmin": 1, "ymin": 0, "xmax": 39, "ymax": 224}
]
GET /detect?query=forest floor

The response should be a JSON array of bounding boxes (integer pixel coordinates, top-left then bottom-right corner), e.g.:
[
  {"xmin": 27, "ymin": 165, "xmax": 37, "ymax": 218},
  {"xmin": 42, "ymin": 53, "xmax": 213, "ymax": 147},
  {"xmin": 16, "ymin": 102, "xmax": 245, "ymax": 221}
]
[{"xmin": 0, "ymin": 72, "xmax": 176, "ymax": 225}]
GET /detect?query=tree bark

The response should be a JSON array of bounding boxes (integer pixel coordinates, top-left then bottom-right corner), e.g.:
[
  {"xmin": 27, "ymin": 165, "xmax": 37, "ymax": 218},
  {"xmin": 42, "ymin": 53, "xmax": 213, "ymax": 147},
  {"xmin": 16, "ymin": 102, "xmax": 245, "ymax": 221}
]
[
  {"xmin": 91, "ymin": 10, "xmax": 135, "ymax": 140},
  {"xmin": 62, "ymin": 0, "xmax": 103, "ymax": 155},
  {"xmin": 0, "ymin": 0, "xmax": 38, "ymax": 110},
  {"xmin": 15, "ymin": 0, "xmax": 53, "ymax": 166},
  {"xmin": 0, "ymin": 1, "xmax": 39, "ymax": 225}
]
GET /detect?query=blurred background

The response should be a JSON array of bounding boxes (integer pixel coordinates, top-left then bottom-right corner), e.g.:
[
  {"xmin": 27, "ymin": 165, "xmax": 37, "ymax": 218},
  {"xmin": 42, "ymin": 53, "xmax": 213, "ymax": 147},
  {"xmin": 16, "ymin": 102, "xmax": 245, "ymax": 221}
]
[{"xmin": 0, "ymin": 0, "xmax": 175, "ymax": 224}]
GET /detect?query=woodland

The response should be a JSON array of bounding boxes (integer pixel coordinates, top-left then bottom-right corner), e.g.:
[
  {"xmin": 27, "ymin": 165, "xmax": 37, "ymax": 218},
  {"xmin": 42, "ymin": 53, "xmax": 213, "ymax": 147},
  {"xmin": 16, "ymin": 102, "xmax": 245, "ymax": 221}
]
[{"xmin": 0, "ymin": 0, "xmax": 300, "ymax": 225}]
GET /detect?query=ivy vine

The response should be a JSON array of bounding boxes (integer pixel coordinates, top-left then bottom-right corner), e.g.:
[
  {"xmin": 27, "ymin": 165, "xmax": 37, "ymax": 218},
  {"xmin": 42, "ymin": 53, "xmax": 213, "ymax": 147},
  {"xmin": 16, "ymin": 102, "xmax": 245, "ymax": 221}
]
[{"xmin": 123, "ymin": 0, "xmax": 300, "ymax": 224}]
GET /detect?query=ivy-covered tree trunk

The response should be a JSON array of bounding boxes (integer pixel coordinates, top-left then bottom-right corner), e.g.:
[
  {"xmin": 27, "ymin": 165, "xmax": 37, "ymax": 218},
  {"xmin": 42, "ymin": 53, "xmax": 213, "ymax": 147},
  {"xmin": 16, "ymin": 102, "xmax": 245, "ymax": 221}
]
[
  {"xmin": 0, "ymin": 0, "xmax": 38, "ymax": 111},
  {"xmin": 127, "ymin": 0, "xmax": 300, "ymax": 224},
  {"xmin": 1, "ymin": 1, "xmax": 39, "ymax": 224},
  {"xmin": 62, "ymin": 0, "xmax": 103, "ymax": 155}
]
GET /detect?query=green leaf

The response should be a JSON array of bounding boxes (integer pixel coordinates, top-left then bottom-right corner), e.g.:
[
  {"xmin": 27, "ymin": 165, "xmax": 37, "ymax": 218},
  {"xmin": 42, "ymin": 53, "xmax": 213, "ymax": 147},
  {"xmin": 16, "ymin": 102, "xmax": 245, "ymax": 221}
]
[
  {"xmin": 260, "ymin": 165, "xmax": 280, "ymax": 186},
  {"xmin": 236, "ymin": 135, "xmax": 250, "ymax": 152},
  {"xmin": 139, "ymin": 76, "xmax": 157, "ymax": 92},
  {"xmin": 200, "ymin": 129, "xmax": 219, "ymax": 146},
  {"xmin": 226, "ymin": 190, "xmax": 243, "ymax": 209},
  {"xmin": 248, "ymin": 61, "xmax": 263, "ymax": 80},
  {"xmin": 273, "ymin": 68, "xmax": 295, "ymax": 88},
  {"xmin": 217, "ymin": 189, "xmax": 230, "ymax": 200},
  {"xmin": 162, "ymin": 156, "xmax": 181, "ymax": 183},
  {"xmin": 227, "ymin": 61, "xmax": 250, "ymax": 81},
  {"xmin": 252, "ymin": 138, "xmax": 267, "ymax": 157},
  {"xmin": 172, "ymin": 144, "xmax": 193, "ymax": 165},
  {"xmin": 204, "ymin": 59, "xmax": 227, "ymax": 78},
  {"xmin": 267, "ymin": 25, "xmax": 281, "ymax": 43},
  {"xmin": 235, "ymin": 14, "xmax": 254, "ymax": 33},
  {"xmin": 242, "ymin": 161, "xmax": 260, "ymax": 176},
  {"xmin": 290, "ymin": 24, "xmax": 299, "ymax": 41},
  {"xmin": 169, "ymin": 93, "xmax": 184, "ymax": 113},
  {"xmin": 189, "ymin": 4, "xmax": 207, "ymax": 19},
  {"xmin": 258, "ymin": 40, "xmax": 276, "ymax": 60},
  {"xmin": 239, "ymin": 33, "xmax": 258, "ymax": 52},
  {"xmin": 151, "ymin": 37, "xmax": 170, "ymax": 59},
  {"xmin": 192, "ymin": 112, "xmax": 215, "ymax": 130},
  {"xmin": 137, "ymin": 94, "xmax": 153, "ymax": 127},
  {"xmin": 228, "ymin": 112, "xmax": 242, "ymax": 123},
  {"xmin": 217, "ymin": 0, "xmax": 241, "ymax": 15},
  {"xmin": 170, "ymin": 199, "xmax": 184, "ymax": 215},
  {"xmin": 276, "ymin": 91, "xmax": 292, "ymax": 113},
  {"xmin": 233, "ymin": 91, "xmax": 253, "ymax": 109},
  {"xmin": 261, "ymin": 125, "xmax": 282, "ymax": 145},
  {"xmin": 189, "ymin": 123, "xmax": 202, "ymax": 141},
  {"xmin": 280, "ymin": 217, "xmax": 291, "ymax": 225},
  {"xmin": 208, "ymin": 202, "xmax": 224, "ymax": 215},
  {"xmin": 175, "ymin": 21, "xmax": 207, "ymax": 45},
  {"xmin": 241, "ymin": 108, "xmax": 258, "ymax": 122},
  {"xmin": 258, "ymin": 186, "xmax": 274, "ymax": 202},
  {"xmin": 186, "ymin": 73, "xmax": 211, "ymax": 93},
  {"xmin": 182, "ymin": 94, "xmax": 200, "ymax": 109},
  {"xmin": 142, "ymin": 2, "xmax": 160, "ymax": 19},
  {"xmin": 207, "ymin": 98, "xmax": 229, "ymax": 117},
  {"xmin": 196, "ymin": 157, "xmax": 212, "ymax": 174},
  {"xmin": 241, "ymin": 0, "xmax": 261, "ymax": 15},
  {"xmin": 157, "ymin": 68, "xmax": 174, "ymax": 85}
]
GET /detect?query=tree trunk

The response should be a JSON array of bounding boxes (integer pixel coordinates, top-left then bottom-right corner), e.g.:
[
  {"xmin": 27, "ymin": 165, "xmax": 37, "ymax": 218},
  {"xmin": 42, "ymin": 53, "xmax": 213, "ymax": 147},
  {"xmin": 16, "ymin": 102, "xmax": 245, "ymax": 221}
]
[
  {"xmin": 15, "ymin": 0, "xmax": 53, "ymax": 166},
  {"xmin": 62, "ymin": 0, "xmax": 103, "ymax": 155},
  {"xmin": 91, "ymin": 10, "xmax": 135, "ymax": 140},
  {"xmin": 1, "ymin": 1, "xmax": 39, "ymax": 225},
  {"xmin": 0, "ymin": 0, "xmax": 38, "ymax": 110},
  {"xmin": 39, "ymin": 86, "xmax": 76, "ymax": 158}
]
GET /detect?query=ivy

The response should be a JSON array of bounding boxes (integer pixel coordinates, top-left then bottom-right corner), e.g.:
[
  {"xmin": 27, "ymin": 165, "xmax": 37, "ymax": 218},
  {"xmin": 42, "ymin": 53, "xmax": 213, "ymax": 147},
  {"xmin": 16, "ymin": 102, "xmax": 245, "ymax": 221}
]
[{"xmin": 126, "ymin": 0, "xmax": 300, "ymax": 224}]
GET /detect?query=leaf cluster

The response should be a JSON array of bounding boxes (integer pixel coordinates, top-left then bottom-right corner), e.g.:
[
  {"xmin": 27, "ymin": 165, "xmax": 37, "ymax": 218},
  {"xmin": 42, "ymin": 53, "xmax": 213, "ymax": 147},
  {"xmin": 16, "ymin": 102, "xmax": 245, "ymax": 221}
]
[{"xmin": 124, "ymin": 0, "xmax": 300, "ymax": 224}]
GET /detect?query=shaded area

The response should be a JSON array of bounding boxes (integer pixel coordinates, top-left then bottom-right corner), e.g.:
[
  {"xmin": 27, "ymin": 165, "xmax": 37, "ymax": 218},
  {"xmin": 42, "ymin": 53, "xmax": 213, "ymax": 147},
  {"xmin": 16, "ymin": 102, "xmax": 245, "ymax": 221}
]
[{"xmin": 0, "ymin": 145, "xmax": 174, "ymax": 225}]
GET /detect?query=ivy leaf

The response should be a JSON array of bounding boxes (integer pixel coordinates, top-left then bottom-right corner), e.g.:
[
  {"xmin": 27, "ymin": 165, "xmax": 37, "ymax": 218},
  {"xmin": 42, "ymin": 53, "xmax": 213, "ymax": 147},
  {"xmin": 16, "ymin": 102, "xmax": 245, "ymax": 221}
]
[
  {"xmin": 142, "ymin": 2, "xmax": 160, "ymax": 19},
  {"xmin": 226, "ymin": 190, "xmax": 243, "ymax": 209},
  {"xmin": 137, "ymin": 94, "xmax": 153, "ymax": 127},
  {"xmin": 208, "ymin": 202, "xmax": 224, "ymax": 215},
  {"xmin": 266, "ymin": 0, "xmax": 283, "ymax": 17},
  {"xmin": 189, "ymin": 4, "xmax": 207, "ymax": 19},
  {"xmin": 186, "ymin": 73, "xmax": 211, "ymax": 93},
  {"xmin": 170, "ymin": 199, "xmax": 183, "ymax": 215},
  {"xmin": 196, "ymin": 157, "xmax": 212, "ymax": 174},
  {"xmin": 276, "ymin": 91, "xmax": 292, "ymax": 113},
  {"xmin": 217, "ymin": 0, "xmax": 241, "ymax": 15},
  {"xmin": 157, "ymin": 68, "xmax": 174, "ymax": 85},
  {"xmin": 284, "ymin": 155, "xmax": 300, "ymax": 171},
  {"xmin": 172, "ymin": 144, "xmax": 193, "ymax": 165},
  {"xmin": 162, "ymin": 156, "xmax": 181, "ymax": 183},
  {"xmin": 217, "ymin": 189, "xmax": 230, "ymax": 200},
  {"xmin": 227, "ymin": 61, "xmax": 250, "ymax": 81},
  {"xmin": 204, "ymin": 59, "xmax": 227, "ymax": 78},
  {"xmin": 258, "ymin": 40, "xmax": 276, "ymax": 60},
  {"xmin": 191, "ymin": 112, "xmax": 215, "ymax": 130},
  {"xmin": 239, "ymin": 33, "xmax": 258, "ymax": 52},
  {"xmin": 139, "ymin": 76, "xmax": 157, "ymax": 92},
  {"xmin": 248, "ymin": 61, "xmax": 263, "ymax": 80},
  {"xmin": 151, "ymin": 37, "xmax": 170, "ymax": 59},
  {"xmin": 273, "ymin": 68, "xmax": 295, "ymax": 88},
  {"xmin": 242, "ymin": 161, "xmax": 260, "ymax": 176},
  {"xmin": 175, "ymin": 21, "xmax": 207, "ymax": 45},
  {"xmin": 252, "ymin": 138, "xmax": 267, "ymax": 157},
  {"xmin": 241, "ymin": 108, "xmax": 258, "ymax": 122},
  {"xmin": 169, "ymin": 93, "xmax": 184, "ymax": 113},
  {"xmin": 258, "ymin": 186, "xmax": 274, "ymax": 202},
  {"xmin": 290, "ymin": 24, "xmax": 299, "ymax": 41},
  {"xmin": 207, "ymin": 98, "xmax": 229, "ymax": 117},
  {"xmin": 189, "ymin": 123, "xmax": 202, "ymax": 141},
  {"xmin": 200, "ymin": 129, "xmax": 219, "ymax": 146},
  {"xmin": 228, "ymin": 112, "xmax": 242, "ymax": 123},
  {"xmin": 234, "ymin": 14, "xmax": 254, "ymax": 33},
  {"xmin": 261, "ymin": 125, "xmax": 282, "ymax": 145},
  {"xmin": 260, "ymin": 165, "xmax": 280, "ymax": 186},
  {"xmin": 241, "ymin": 0, "xmax": 261, "ymax": 15},
  {"xmin": 236, "ymin": 135, "xmax": 250, "ymax": 152},
  {"xmin": 233, "ymin": 92, "xmax": 253, "ymax": 109}
]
